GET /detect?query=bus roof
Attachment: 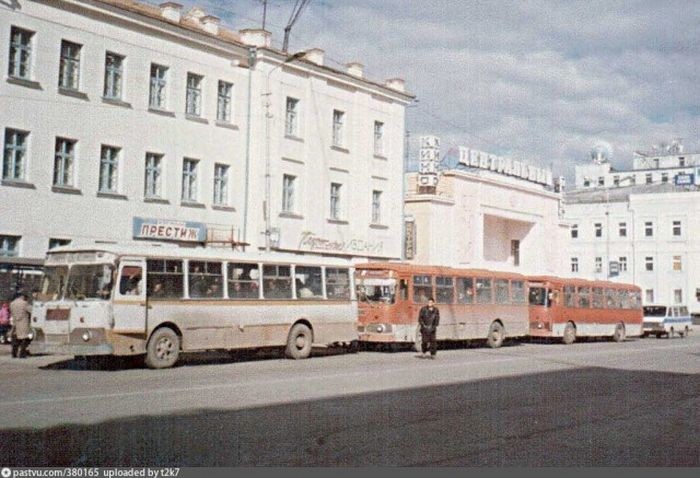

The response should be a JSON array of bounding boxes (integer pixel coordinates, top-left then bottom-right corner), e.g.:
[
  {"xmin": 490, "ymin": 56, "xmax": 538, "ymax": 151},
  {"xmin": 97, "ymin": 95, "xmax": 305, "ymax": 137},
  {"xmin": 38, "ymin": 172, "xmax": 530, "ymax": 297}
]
[
  {"xmin": 527, "ymin": 275, "xmax": 640, "ymax": 291},
  {"xmin": 357, "ymin": 262, "xmax": 527, "ymax": 279}
]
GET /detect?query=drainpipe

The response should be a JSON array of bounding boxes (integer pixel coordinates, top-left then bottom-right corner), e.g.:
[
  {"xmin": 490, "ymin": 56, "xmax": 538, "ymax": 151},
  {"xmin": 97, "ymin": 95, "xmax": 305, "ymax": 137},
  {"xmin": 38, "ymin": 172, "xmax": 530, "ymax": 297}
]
[{"xmin": 242, "ymin": 46, "xmax": 257, "ymax": 245}]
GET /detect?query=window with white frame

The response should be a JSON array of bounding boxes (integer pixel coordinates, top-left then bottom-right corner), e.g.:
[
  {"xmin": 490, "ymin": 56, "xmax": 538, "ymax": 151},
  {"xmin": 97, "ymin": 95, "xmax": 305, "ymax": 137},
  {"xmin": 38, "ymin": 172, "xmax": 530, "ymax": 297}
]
[
  {"xmin": 48, "ymin": 238, "xmax": 71, "ymax": 249},
  {"xmin": 661, "ymin": 173, "xmax": 668, "ymax": 183},
  {"xmin": 594, "ymin": 222, "xmax": 602, "ymax": 238},
  {"xmin": 103, "ymin": 52, "xmax": 124, "ymax": 100},
  {"xmin": 8, "ymin": 27, "xmax": 33, "ymax": 80},
  {"xmin": 645, "ymin": 256, "xmax": 654, "ymax": 272},
  {"xmin": 332, "ymin": 109, "xmax": 345, "ymax": 147},
  {"xmin": 144, "ymin": 153, "xmax": 163, "ymax": 198},
  {"xmin": 672, "ymin": 220, "xmax": 682, "ymax": 237},
  {"xmin": 282, "ymin": 174, "xmax": 296, "ymax": 213},
  {"xmin": 598, "ymin": 177, "xmax": 605, "ymax": 186},
  {"xmin": 330, "ymin": 182, "xmax": 342, "ymax": 220},
  {"xmin": 673, "ymin": 255, "xmax": 682, "ymax": 271},
  {"xmin": 613, "ymin": 176, "xmax": 620, "ymax": 186},
  {"xmin": 53, "ymin": 137, "xmax": 75, "ymax": 187},
  {"xmin": 679, "ymin": 157, "xmax": 686, "ymax": 167},
  {"xmin": 594, "ymin": 257, "xmax": 602, "ymax": 273},
  {"xmin": 571, "ymin": 224, "xmax": 578, "ymax": 238},
  {"xmin": 674, "ymin": 289, "xmax": 683, "ymax": 304},
  {"xmin": 0, "ymin": 235, "xmax": 19, "ymax": 257},
  {"xmin": 619, "ymin": 256, "xmax": 627, "ymax": 272},
  {"xmin": 217, "ymin": 81, "xmax": 233, "ymax": 122},
  {"xmin": 213, "ymin": 164, "xmax": 229, "ymax": 205},
  {"xmin": 371, "ymin": 190, "xmax": 382, "ymax": 224},
  {"xmin": 149, "ymin": 64, "xmax": 168, "ymax": 109},
  {"xmin": 374, "ymin": 121, "xmax": 384, "ymax": 156},
  {"xmin": 3, "ymin": 128, "xmax": 28, "ymax": 181},
  {"xmin": 571, "ymin": 257, "xmax": 579, "ymax": 273},
  {"xmin": 99, "ymin": 145, "xmax": 119, "ymax": 193},
  {"xmin": 619, "ymin": 222, "xmax": 627, "ymax": 237},
  {"xmin": 645, "ymin": 289, "xmax": 654, "ymax": 304},
  {"xmin": 645, "ymin": 173, "xmax": 652, "ymax": 184},
  {"xmin": 644, "ymin": 221, "xmax": 653, "ymax": 237},
  {"xmin": 181, "ymin": 158, "xmax": 199, "ymax": 202},
  {"xmin": 285, "ymin": 97, "xmax": 299, "ymax": 137},
  {"xmin": 185, "ymin": 73, "xmax": 203, "ymax": 116},
  {"xmin": 59, "ymin": 40, "xmax": 81, "ymax": 90}
]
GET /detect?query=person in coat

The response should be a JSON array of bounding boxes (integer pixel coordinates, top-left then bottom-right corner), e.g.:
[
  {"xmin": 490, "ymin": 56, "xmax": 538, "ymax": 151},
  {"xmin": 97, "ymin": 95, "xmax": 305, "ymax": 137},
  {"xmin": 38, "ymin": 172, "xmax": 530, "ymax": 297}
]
[
  {"xmin": 418, "ymin": 297, "xmax": 440, "ymax": 358},
  {"xmin": 10, "ymin": 291, "xmax": 32, "ymax": 359}
]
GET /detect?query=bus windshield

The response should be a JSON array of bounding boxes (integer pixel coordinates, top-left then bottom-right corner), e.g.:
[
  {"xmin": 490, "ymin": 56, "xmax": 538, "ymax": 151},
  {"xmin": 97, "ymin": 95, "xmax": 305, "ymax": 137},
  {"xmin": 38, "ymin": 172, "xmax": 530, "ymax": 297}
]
[
  {"xmin": 65, "ymin": 264, "xmax": 115, "ymax": 300},
  {"xmin": 39, "ymin": 266, "xmax": 69, "ymax": 301},
  {"xmin": 356, "ymin": 278, "xmax": 396, "ymax": 304},
  {"xmin": 643, "ymin": 306, "xmax": 666, "ymax": 317},
  {"xmin": 528, "ymin": 287, "xmax": 548, "ymax": 306}
]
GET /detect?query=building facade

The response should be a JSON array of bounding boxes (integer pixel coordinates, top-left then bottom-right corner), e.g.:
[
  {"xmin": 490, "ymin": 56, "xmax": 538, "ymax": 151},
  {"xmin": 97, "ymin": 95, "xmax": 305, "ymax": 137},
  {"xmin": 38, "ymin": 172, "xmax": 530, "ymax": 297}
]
[
  {"xmin": 565, "ymin": 141, "xmax": 700, "ymax": 314},
  {"xmin": 0, "ymin": 0, "xmax": 412, "ymax": 296}
]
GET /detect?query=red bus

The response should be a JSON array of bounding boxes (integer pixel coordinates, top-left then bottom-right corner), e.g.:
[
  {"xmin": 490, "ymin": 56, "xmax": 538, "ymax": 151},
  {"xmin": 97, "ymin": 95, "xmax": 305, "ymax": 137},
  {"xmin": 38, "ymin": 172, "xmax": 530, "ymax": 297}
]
[
  {"xmin": 355, "ymin": 263, "xmax": 530, "ymax": 349},
  {"xmin": 527, "ymin": 276, "xmax": 643, "ymax": 343}
]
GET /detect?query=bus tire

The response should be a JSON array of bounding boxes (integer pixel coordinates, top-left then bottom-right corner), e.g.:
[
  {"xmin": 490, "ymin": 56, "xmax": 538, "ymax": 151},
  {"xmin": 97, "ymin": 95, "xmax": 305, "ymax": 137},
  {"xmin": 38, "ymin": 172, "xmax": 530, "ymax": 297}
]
[
  {"xmin": 612, "ymin": 323, "xmax": 626, "ymax": 342},
  {"xmin": 285, "ymin": 323, "xmax": 313, "ymax": 360},
  {"xmin": 562, "ymin": 322, "xmax": 576, "ymax": 345},
  {"xmin": 347, "ymin": 340, "xmax": 360, "ymax": 354},
  {"xmin": 145, "ymin": 327, "xmax": 180, "ymax": 369},
  {"xmin": 486, "ymin": 321, "xmax": 505, "ymax": 348}
]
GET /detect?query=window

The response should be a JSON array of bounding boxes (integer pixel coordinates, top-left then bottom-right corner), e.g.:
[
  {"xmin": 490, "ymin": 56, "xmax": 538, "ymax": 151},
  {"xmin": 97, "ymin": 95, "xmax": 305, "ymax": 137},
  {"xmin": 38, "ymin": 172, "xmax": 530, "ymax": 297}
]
[
  {"xmin": 413, "ymin": 275, "xmax": 432, "ymax": 303},
  {"xmin": 144, "ymin": 153, "xmax": 163, "ymax": 198},
  {"xmin": 282, "ymin": 174, "xmax": 296, "ymax": 213},
  {"xmin": 511, "ymin": 240, "xmax": 520, "ymax": 266},
  {"xmin": 8, "ymin": 27, "xmax": 33, "ymax": 80},
  {"xmin": 325, "ymin": 268, "xmax": 350, "ymax": 300},
  {"xmin": 645, "ymin": 289, "xmax": 654, "ymax": 304},
  {"xmin": 48, "ymin": 238, "xmax": 71, "ymax": 249},
  {"xmin": 674, "ymin": 289, "xmax": 683, "ymax": 304},
  {"xmin": 371, "ymin": 190, "xmax": 382, "ymax": 224},
  {"xmin": 227, "ymin": 263, "xmax": 260, "ymax": 299},
  {"xmin": 696, "ymin": 288, "xmax": 700, "ymax": 303},
  {"xmin": 0, "ymin": 235, "xmax": 19, "ymax": 257},
  {"xmin": 99, "ymin": 145, "xmax": 119, "ymax": 193},
  {"xmin": 679, "ymin": 157, "xmax": 686, "ymax": 167},
  {"xmin": 619, "ymin": 256, "xmax": 627, "ymax": 272},
  {"xmin": 332, "ymin": 109, "xmax": 344, "ymax": 147},
  {"xmin": 458, "ymin": 277, "xmax": 474, "ymax": 304},
  {"xmin": 571, "ymin": 224, "xmax": 578, "ymax": 239},
  {"xmin": 295, "ymin": 266, "xmax": 323, "ymax": 299},
  {"xmin": 118, "ymin": 266, "xmax": 143, "ymax": 296},
  {"xmin": 185, "ymin": 73, "xmax": 203, "ymax": 116},
  {"xmin": 3, "ymin": 128, "xmax": 28, "ymax": 181},
  {"xmin": 645, "ymin": 256, "xmax": 654, "ymax": 272},
  {"xmin": 435, "ymin": 276, "xmax": 454, "ymax": 304},
  {"xmin": 181, "ymin": 158, "xmax": 198, "ymax": 202},
  {"xmin": 629, "ymin": 176, "xmax": 637, "ymax": 185},
  {"xmin": 613, "ymin": 176, "xmax": 620, "ymax": 186},
  {"xmin": 146, "ymin": 259, "xmax": 184, "ymax": 299},
  {"xmin": 645, "ymin": 173, "xmax": 652, "ymax": 184},
  {"xmin": 595, "ymin": 257, "xmax": 602, "ymax": 273},
  {"xmin": 583, "ymin": 178, "xmax": 590, "ymax": 187},
  {"xmin": 59, "ymin": 40, "xmax": 81, "ymax": 90},
  {"xmin": 103, "ymin": 52, "xmax": 124, "ymax": 99},
  {"xmin": 188, "ymin": 261, "xmax": 223, "ymax": 299},
  {"xmin": 563, "ymin": 285, "xmax": 575, "ymax": 307},
  {"xmin": 571, "ymin": 257, "xmax": 579, "ymax": 273},
  {"xmin": 149, "ymin": 64, "xmax": 168, "ymax": 109},
  {"xmin": 592, "ymin": 287, "xmax": 604, "ymax": 309},
  {"xmin": 263, "ymin": 264, "xmax": 292, "ymax": 299},
  {"xmin": 594, "ymin": 223, "xmax": 602, "ymax": 238},
  {"xmin": 578, "ymin": 287, "xmax": 591, "ymax": 308},
  {"xmin": 495, "ymin": 279, "xmax": 509, "ymax": 304},
  {"xmin": 662, "ymin": 173, "xmax": 669, "ymax": 183},
  {"xmin": 511, "ymin": 281, "xmax": 526, "ymax": 304},
  {"xmin": 619, "ymin": 222, "xmax": 627, "ymax": 237},
  {"xmin": 285, "ymin": 97, "xmax": 299, "ymax": 136},
  {"xmin": 672, "ymin": 220, "xmax": 682, "ymax": 236},
  {"xmin": 53, "ymin": 138, "xmax": 75, "ymax": 187},
  {"xmin": 476, "ymin": 278, "xmax": 492, "ymax": 304},
  {"xmin": 673, "ymin": 255, "xmax": 682, "ymax": 271},
  {"xmin": 644, "ymin": 221, "xmax": 653, "ymax": 237},
  {"xmin": 329, "ymin": 182, "xmax": 342, "ymax": 220},
  {"xmin": 598, "ymin": 177, "xmax": 605, "ymax": 186},
  {"xmin": 216, "ymin": 81, "xmax": 232, "ymax": 122},
  {"xmin": 213, "ymin": 164, "xmax": 229, "ymax": 205},
  {"xmin": 374, "ymin": 121, "xmax": 384, "ymax": 156}
]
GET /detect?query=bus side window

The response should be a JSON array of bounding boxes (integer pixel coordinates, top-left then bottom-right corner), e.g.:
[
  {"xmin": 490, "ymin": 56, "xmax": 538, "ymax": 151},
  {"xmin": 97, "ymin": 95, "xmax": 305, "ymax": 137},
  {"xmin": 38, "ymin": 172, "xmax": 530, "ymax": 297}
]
[
  {"xmin": 413, "ymin": 275, "xmax": 432, "ymax": 303},
  {"xmin": 119, "ymin": 266, "xmax": 142, "ymax": 296},
  {"xmin": 399, "ymin": 279, "xmax": 408, "ymax": 301}
]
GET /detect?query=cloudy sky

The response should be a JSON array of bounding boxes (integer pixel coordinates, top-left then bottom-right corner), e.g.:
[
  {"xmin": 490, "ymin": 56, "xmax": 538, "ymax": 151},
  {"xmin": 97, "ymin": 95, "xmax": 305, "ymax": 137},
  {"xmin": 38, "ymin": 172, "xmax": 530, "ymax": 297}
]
[{"xmin": 176, "ymin": 0, "xmax": 700, "ymax": 180}]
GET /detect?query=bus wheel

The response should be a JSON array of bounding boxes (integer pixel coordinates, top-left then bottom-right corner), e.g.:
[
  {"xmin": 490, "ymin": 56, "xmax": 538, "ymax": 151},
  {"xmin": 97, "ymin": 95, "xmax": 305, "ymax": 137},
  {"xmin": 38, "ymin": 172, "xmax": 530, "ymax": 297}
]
[
  {"xmin": 145, "ymin": 327, "xmax": 180, "ymax": 369},
  {"xmin": 285, "ymin": 323, "xmax": 313, "ymax": 359},
  {"xmin": 486, "ymin": 321, "xmax": 505, "ymax": 348},
  {"xmin": 347, "ymin": 340, "xmax": 360, "ymax": 354},
  {"xmin": 562, "ymin": 322, "xmax": 576, "ymax": 345},
  {"xmin": 612, "ymin": 323, "xmax": 626, "ymax": 342}
]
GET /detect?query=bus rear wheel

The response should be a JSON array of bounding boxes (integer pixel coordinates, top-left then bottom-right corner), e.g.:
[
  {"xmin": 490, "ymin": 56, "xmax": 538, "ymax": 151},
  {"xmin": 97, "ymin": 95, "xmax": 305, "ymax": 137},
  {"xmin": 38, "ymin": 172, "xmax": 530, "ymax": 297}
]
[
  {"xmin": 285, "ymin": 323, "xmax": 313, "ymax": 359},
  {"xmin": 486, "ymin": 321, "xmax": 505, "ymax": 348},
  {"xmin": 145, "ymin": 327, "xmax": 180, "ymax": 369},
  {"xmin": 562, "ymin": 322, "xmax": 576, "ymax": 345},
  {"xmin": 612, "ymin": 323, "xmax": 626, "ymax": 342}
]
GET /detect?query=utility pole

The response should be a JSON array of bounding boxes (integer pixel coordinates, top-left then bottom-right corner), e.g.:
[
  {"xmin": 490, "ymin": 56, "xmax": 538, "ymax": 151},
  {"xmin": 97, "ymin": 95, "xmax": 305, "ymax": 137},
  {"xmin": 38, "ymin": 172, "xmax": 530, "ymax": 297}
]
[
  {"xmin": 261, "ymin": 0, "xmax": 267, "ymax": 30},
  {"xmin": 282, "ymin": 0, "xmax": 311, "ymax": 52}
]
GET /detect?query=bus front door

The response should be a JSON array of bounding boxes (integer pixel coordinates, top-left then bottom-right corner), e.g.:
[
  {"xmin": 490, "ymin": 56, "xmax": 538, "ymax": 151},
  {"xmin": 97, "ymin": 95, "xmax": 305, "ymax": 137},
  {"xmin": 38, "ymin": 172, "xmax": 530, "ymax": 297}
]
[{"xmin": 113, "ymin": 259, "xmax": 147, "ymax": 336}]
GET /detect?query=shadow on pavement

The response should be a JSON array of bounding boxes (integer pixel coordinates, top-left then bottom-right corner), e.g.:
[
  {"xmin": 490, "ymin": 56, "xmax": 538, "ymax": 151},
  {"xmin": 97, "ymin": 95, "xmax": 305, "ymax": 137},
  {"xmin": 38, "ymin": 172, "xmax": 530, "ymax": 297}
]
[{"xmin": 1, "ymin": 366, "xmax": 699, "ymax": 466}]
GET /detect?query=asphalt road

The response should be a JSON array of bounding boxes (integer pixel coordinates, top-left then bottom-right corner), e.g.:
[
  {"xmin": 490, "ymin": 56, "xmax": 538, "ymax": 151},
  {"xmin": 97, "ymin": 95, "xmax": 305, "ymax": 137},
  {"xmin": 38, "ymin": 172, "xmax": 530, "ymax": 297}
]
[{"xmin": 1, "ymin": 334, "xmax": 699, "ymax": 466}]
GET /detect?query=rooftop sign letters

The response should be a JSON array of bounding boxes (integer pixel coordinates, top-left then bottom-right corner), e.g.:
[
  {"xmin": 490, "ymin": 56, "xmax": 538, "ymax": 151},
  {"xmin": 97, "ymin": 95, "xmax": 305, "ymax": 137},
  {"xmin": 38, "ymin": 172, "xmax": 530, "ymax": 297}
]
[
  {"xmin": 457, "ymin": 146, "xmax": 554, "ymax": 187},
  {"xmin": 133, "ymin": 217, "xmax": 207, "ymax": 243}
]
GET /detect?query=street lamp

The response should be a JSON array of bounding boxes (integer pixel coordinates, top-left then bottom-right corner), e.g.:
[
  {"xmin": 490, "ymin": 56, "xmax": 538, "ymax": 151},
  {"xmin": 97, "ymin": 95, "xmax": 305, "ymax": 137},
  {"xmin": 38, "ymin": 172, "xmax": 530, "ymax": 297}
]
[{"xmin": 263, "ymin": 50, "xmax": 307, "ymax": 252}]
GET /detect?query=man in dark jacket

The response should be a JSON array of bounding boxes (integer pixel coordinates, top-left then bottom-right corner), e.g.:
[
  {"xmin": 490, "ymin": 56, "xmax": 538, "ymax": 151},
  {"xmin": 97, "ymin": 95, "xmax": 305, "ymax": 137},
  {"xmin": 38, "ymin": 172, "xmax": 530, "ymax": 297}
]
[{"xmin": 418, "ymin": 297, "xmax": 440, "ymax": 358}]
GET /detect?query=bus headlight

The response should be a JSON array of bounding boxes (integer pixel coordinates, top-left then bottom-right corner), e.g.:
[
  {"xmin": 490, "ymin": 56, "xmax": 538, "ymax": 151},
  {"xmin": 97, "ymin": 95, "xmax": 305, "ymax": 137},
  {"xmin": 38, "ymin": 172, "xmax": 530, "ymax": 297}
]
[
  {"xmin": 376, "ymin": 324, "xmax": 384, "ymax": 333},
  {"xmin": 82, "ymin": 331, "xmax": 92, "ymax": 342}
]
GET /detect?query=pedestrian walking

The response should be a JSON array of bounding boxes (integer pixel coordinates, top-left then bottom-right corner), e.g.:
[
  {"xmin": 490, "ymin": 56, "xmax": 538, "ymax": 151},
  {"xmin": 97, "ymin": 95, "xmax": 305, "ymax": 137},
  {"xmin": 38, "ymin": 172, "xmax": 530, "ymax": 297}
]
[
  {"xmin": 10, "ymin": 291, "xmax": 32, "ymax": 359},
  {"xmin": 418, "ymin": 297, "xmax": 440, "ymax": 358},
  {"xmin": 0, "ymin": 302, "xmax": 10, "ymax": 343}
]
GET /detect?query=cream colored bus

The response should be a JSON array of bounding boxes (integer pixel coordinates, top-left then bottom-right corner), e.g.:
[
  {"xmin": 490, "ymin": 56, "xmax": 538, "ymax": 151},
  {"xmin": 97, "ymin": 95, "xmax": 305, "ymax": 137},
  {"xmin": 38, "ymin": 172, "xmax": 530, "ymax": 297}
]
[{"xmin": 31, "ymin": 245, "xmax": 357, "ymax": 368}]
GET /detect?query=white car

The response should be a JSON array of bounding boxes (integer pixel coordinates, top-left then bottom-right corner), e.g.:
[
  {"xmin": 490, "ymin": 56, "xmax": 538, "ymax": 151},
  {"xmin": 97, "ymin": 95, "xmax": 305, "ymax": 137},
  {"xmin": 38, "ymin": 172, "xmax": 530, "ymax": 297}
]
[{"xmin": 642, "ymin": 305, "xmax": 692, "ymax": 338}]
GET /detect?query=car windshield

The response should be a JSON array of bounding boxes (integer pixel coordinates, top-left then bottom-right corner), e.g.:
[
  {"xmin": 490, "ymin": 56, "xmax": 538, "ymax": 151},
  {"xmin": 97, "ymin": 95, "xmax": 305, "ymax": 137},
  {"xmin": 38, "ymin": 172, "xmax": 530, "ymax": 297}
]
[
  {"xmin": 356, "ymin": 278, "xmax": 396, "ymax": 304},
  {"xmin": 38, "ymin": 266, "xmax": 69, "ymax": 301},
  {"xmin": 528, "ymin": 287, "xmax": 548, "ymax": 306},
  {"xmin": 65, "ymin": 264, "xmax": 115, "ymax": 300},
  {"xmin": 643, "ymin": 306, "xmax": 666, "ymax": 317}
]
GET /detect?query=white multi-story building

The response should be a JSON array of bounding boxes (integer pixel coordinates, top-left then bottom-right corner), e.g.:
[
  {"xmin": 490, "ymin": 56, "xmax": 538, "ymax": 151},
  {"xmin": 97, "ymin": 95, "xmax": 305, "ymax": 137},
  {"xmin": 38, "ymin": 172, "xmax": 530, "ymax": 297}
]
[
  {"xmin": 0, "ymin": 0, "xmax": 413, "ymax": 297},
  {"xmin": 565, "ymin": 141, "xmax": 700, "ymax": 315}
]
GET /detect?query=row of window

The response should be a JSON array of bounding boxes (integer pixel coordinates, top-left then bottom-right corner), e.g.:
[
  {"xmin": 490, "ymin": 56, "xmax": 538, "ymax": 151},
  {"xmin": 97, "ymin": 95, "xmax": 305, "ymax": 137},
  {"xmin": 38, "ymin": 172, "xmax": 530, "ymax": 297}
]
[
  {"xmin": 0, "ymin": 235, "xmax": 71, "ymax": 257},
  {"xmin": 411, "ymin": 275, "xmax": 528, "ymax": 305},
  {"xmin": 559, "ymin": 286, "xmax": 641, "ymax": 310},
  {"xmin": 571, "ymin": 255, "xmax": 685, "ymax": 273},
  {"xmin": 644, "ymin": 289, "xmax": 699, "ymax": 305},
  {"xmin": 582, "ymin": 167, "xmax": 689, "ymax": 188},
  {"xmin": 571, "ymin": 220, "xmax": 683, "ymax": 239}
]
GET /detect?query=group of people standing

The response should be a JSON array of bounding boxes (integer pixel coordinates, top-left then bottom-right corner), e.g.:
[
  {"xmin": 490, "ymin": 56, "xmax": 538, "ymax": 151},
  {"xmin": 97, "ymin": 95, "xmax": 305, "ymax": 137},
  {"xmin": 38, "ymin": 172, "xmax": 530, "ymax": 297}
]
[{"xmin": 0, "ymin": 291, "xmax": 33, "ymax": 358}]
